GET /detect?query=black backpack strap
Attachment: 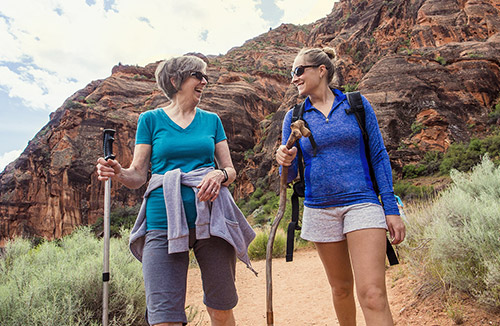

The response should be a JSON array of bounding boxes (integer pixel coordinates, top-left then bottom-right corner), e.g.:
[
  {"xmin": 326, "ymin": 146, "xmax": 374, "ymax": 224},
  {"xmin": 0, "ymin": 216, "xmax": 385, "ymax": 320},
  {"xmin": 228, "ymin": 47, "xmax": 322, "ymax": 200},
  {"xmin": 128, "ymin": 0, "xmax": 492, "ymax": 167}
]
[
  {"xmin": 286, "ymin": 181, "xmax": 303, "ymax": 262},
  {"xmin": 345, "ymin": 92, "xmax": 368, "ymax": 139},
  {"xmin": 386, "ymin": 238, "xmax": 399, "ymax": 265},
  {"xmin": 292, "ymin": 102, "xmax": 317, "ymax": 157},
  {"xmin": 345, "ymin": 91, "xmax": 399, "ymax": 265},
  {"xmin": 292, "ymin": 102, "xmax": 304, "ymax": 123},
  {"xmin": 286, "ymin": 102, "xmax": 309, "ymax": 262},
  {"xmin": 345, "ymin": 92, "xmax": 378, "ymax": 194}
]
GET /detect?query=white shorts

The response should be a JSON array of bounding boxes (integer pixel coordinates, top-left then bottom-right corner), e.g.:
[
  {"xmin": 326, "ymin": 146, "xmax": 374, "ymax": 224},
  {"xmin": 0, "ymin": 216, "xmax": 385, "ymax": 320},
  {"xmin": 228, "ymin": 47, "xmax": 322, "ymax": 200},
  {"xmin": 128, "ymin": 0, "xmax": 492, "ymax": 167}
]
[{"xmin": 300, "ymin": 203, "xmax": 387, "ymax": 243}]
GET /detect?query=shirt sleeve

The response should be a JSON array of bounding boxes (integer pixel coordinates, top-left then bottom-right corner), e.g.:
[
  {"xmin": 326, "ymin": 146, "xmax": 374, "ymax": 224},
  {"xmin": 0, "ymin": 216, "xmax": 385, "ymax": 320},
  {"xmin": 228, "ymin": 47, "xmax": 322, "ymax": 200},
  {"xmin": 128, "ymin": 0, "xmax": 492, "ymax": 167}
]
[
  {"xmin": 362, "ymin": 96, "xmax": 399, "ymax": 215},
  {"xmin": 135, "ymin": 112, "xmax": 152, "ymax": 145},
  {"xmin": 214, "ymin": 114, "xmax": 227, "ymax": 144},
  {"xmin": 280, "ymin": 109, "xmax": 298, "ymax": 184}
]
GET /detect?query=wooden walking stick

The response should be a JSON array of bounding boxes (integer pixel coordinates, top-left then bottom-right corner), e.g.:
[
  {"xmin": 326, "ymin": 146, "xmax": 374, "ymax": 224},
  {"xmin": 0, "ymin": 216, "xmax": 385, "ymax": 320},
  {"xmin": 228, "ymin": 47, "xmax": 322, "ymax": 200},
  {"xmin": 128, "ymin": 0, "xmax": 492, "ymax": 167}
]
[
  {"xmin": 266, "ymin": 120, "xmax": 310, "ymax": 326},
  {"xmin": 102, "ymin": 129, "xmax": 116, "ymax": 326}
]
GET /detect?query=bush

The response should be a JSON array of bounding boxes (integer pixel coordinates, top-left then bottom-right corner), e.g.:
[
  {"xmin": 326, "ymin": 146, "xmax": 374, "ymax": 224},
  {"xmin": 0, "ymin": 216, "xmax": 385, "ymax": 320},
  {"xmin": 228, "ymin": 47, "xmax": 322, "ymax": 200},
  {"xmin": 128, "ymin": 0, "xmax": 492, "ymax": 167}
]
[
  {"xmin": 439, "ymin": 133, "xmax": 500, "ymax": 175},
  {"xmin": 435, "ymin": 55, "xmax": 447, "ymax": 65},
  {"xmin": 422, "ymin": 150, "xmax": 443, "ymax": 175},
  {"xmin": 238, "ymin": 187, "xmax": 280, "ymax": 223},
  {"xmin": 0, "ymin": 227, "xmax": 145, "ymax": 326},
  {"xmin": 440, "ymin": 142, "xmax": 479, "ymax": 174},
  {"xmin": 488, "ymin": 102, "xmax": 500, "ymax": 122},
  {"xmin": 410, "ymin": 121, "xmax": 424, "ymax": 134},
  {"xmin": 248, "ymin": 228, "xmax": 286, "ymax": 260},
  {"xmin": 342, "ymin": 83, "xmax": 359, "ymax": 92},
  {"xmin": 393, "ymin": 179, "xmax": 435, "ymax": 202},
  {"xmin": 402, "ymin": 151, "xmax": 443, "ymax": 179},
  {"xmin": 400, "ymin": 156, "xmax": 500, "ymax": 310},
  {"xmin": 402, "ymin": 164, "xmax": 427, "ymax": 179},
  {"xmin": 92, "ymin": 204, "xmax": 140, "ymax": 238}
]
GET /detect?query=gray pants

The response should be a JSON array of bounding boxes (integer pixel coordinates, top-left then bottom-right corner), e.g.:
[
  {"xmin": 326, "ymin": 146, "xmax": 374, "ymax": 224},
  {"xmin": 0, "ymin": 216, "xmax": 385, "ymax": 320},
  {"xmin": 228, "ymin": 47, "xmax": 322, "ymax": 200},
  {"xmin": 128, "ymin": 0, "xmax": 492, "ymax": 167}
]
[{"xmin": 142, "ymin": 229, "xmax": 238, "ymax": 325}]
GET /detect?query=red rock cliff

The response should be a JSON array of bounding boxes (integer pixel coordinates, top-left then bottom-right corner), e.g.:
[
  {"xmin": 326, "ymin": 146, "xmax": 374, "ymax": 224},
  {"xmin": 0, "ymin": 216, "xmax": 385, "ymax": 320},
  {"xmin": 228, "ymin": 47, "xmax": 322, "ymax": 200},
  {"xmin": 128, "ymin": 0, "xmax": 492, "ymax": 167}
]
[{"xmin": 1, "ymin": 0, "xmax": 499, "ymax": 244}]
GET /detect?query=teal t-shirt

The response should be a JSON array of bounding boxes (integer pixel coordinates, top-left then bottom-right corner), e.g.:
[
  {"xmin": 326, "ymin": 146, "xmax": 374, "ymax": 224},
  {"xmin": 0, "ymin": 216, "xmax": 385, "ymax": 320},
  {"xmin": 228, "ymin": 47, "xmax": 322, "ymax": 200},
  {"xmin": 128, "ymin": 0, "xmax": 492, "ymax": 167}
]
[{"xmin": 135, "ymin": 107, "xmax": 227, "ymax": 230}]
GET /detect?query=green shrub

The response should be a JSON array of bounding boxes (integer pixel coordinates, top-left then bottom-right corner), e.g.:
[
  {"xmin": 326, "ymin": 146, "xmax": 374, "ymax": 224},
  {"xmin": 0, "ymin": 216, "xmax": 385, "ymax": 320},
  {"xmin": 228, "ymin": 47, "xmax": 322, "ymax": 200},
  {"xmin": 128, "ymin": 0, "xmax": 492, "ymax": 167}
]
[
  {"xmin": 248, "ymin": 228, "xmax": 286, "ymax": 260},
  {"xmin": 467, "ymin": 53, "xmax": 483, "ymax": 58},
  {"xmin": 91, "ymin": 204, "xmax": 140, "ymax": 237},
  {"xmin": 402, "ymin": 151, "xmax": 443, "ymax": 179},
  {"xmin": 410, "ymin": 121, "xmax": 424, "ymax": 134},
  {"xmin": 0, "ymin": 227, "xmax": 145, "ymax": 326},
  {"xmin": 422, "ymin": 151, "xmax": 443, "ymax": 175},
  {"xmin": 400, "ymin": 156, "xmax": 500, "ymax": 310},
  {"xmin": 243, "ymin": 149, "xmax": 254, "ymax": 160},
  {"xmin": 435, "ymin": 56, "xmax": 447, "ymax": 65},
  {"xmin": 342, "ymin": 83, "xmax": 359, "ymax": 92},
  {"xmin": 243, "ymin": 76, "xmax": 256, "ymax": 83},
  {"xmin": 393, "ymin": 179, "xmax": 435, "ymax": 201},
  {"xmin": 439, "ymin": 133, "xmax": 500, "ymax": 174},
  {"xmin": 402, "ymin": 164, "xmax": 427, "ymax": 179},
  {"xmin": 239, "ymin": 187, "xmax": 280, "ymax": 220},
  {"xmin": 491, "ymin": 102, "xmax": 500, "ymax": 116}
]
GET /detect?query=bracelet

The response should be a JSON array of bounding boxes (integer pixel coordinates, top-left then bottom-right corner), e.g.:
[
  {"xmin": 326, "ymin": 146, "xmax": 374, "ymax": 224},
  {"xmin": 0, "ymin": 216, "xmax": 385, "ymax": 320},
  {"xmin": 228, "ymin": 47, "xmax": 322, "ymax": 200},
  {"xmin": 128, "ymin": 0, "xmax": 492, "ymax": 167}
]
[{"xmin": 219, "ymin": 168, "xmax": 228, "ymax": 183}]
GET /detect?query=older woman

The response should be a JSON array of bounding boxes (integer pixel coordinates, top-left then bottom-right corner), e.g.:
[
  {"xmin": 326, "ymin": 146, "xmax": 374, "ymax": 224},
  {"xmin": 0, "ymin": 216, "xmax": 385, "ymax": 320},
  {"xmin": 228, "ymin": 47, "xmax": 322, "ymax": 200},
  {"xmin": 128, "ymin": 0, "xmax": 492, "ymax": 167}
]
[
  {"xmin": 276, "ymin": 47, "xmax": 406, "ymax": 326},
  {"xmin": 97, "ymin": 55, "xmax": 255, "ymax": 326}
]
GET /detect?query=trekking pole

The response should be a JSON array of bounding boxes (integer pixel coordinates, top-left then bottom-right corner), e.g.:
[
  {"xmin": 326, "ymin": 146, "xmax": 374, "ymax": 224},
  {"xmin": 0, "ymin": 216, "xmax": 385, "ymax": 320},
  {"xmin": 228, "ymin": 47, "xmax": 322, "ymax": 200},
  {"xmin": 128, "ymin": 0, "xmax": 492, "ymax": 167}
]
[
  {"xmin": 102, "ymin": 129, "xmax": 116, "ymax": 326},
  {"xmin": 266, "ymin": 120, "xmax": 310, "ymax": 326}
]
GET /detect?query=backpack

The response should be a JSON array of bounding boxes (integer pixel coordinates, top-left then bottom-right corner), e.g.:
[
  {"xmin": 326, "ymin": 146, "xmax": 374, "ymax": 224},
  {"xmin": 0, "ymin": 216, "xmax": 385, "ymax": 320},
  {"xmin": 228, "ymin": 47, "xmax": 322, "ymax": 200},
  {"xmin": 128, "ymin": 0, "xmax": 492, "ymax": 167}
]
[{"xmin": 286, "ymin": 91, "xmax": 399, "ymax": 266}]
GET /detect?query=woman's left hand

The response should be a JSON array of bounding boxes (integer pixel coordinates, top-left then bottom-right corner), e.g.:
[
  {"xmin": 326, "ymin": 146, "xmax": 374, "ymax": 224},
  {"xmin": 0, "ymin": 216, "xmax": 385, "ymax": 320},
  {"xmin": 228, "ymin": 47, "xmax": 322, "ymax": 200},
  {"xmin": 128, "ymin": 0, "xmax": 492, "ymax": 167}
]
[
  {"xmin": 197, "ymin": 170, "xmax": 225, "ymax": 202},
  {"xmin": 386, "ymin": 214, "xmax": 406, "ymax": 245}
]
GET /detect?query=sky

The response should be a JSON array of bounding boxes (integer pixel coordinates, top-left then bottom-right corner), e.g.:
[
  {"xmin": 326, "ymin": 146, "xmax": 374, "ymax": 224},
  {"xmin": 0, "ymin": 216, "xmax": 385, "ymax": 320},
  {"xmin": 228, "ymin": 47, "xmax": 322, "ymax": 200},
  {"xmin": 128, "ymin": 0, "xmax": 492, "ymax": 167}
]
[{"xmin": 0, "ymin": 0, "xmax": 337, "ymax": 172}]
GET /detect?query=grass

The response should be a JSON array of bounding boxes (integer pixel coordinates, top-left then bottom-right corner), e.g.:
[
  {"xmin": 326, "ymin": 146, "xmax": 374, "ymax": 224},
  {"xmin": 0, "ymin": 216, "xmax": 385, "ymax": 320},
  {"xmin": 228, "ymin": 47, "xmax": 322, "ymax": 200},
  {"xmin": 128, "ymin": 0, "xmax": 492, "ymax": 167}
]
[
  {"xmin": 445, "ymin": 293, "xmax": 465, "ymax": 324},
  {"xmin": 0, "ymin": 227, "xmax": 145, "ymax": 326},
  {"xmin": 6, "ymin": 153, "xmax": 500, "ymax": 323},
  {"xmin": 0, "ymin": 226, "xmax": 202, "ymax": 326},
  {"xmin": 400, "ymin": 155, "xmax": 500, "ymax": 311},
  {"xmin": 248, "ymin": 228, "xmax": 286, "ymax": 260},
  {"xmin": 393, "ymin": 179, "xmax": 435, "ymax": 202}
]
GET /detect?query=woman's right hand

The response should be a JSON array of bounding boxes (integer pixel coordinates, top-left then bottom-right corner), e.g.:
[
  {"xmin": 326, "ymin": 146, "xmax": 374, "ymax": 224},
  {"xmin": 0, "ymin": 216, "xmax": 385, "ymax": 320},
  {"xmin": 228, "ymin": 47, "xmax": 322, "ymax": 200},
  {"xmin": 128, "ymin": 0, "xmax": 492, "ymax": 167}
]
[
  {"xmin": 276, "ymin": 145, "xmax": 297, "ymax": 166},
  {"xmin": 96, "ymin": 157, "xmax": 123, "ymax": 181}
]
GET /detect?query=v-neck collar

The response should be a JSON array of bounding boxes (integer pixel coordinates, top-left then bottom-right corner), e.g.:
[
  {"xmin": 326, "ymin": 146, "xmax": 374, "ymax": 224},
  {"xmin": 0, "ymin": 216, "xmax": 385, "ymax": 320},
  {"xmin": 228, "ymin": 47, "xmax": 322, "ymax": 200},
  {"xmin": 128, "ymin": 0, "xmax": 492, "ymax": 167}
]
[
  {"xmin": 159, "ymin": 107, "xmax": 199, "ymax": 132},
  {"xmin": 304, "ymin": 88, "xmax": 346, "ymax": 119}
]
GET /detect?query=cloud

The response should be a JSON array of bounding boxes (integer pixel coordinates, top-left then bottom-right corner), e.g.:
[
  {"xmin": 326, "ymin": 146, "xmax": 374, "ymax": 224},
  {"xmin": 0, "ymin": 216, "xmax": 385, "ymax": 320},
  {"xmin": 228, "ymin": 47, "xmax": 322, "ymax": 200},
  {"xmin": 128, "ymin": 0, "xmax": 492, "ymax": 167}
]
[
  {"xmin": 277, "ymin": 0, "xmax": 335, "ymax": 25},
  {"xmin": 0, "ymin": 149, "xmax": 23, "ymax": 172},
  {"xmin": 0, "ymin": 65, "xmax": 80, "ymax": 110},
  {"xmin": 0, "ymin": 0, "xmax": 336, "ymax": 116},
  {"xmin": 0, "ymin": 0, "xmax": 268, "ymax": 113}
]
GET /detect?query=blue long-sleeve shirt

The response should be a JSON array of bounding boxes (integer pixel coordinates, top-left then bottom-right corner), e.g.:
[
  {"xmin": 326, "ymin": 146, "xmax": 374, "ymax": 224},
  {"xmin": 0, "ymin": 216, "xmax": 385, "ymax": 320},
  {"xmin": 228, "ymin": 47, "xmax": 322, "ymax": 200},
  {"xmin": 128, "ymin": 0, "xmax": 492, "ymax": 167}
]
[{"xmin": 281, "ymin": 89, "xmax": 399, "ymax": 216}]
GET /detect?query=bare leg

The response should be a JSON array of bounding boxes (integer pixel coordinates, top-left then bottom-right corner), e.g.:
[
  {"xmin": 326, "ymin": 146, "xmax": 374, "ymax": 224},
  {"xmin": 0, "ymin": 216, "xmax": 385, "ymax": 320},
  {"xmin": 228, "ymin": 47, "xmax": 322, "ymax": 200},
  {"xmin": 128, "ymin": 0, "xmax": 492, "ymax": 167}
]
[
  {"xmin": 315, "ymin": 240, "xmax": 356, "ymax": 326},
  {"xmin": 153, "ymin": 323, "xmax": 182, "ymax": 326},
  {"xmin": 206, "ymin": 307, "xmax": 235, "ymax": 326},
  {"xmin": 347, "ymin": 228, "xmax": 393, "ymax": 326}
]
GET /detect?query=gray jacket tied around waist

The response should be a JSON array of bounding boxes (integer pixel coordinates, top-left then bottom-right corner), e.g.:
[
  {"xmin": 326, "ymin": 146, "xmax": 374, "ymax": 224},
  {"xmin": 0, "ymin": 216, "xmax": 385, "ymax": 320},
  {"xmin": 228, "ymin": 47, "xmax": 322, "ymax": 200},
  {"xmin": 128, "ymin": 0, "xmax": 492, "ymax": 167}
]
[{"xmin": 129, "ymin": 166, "xmax": 257, "ymax": 275}]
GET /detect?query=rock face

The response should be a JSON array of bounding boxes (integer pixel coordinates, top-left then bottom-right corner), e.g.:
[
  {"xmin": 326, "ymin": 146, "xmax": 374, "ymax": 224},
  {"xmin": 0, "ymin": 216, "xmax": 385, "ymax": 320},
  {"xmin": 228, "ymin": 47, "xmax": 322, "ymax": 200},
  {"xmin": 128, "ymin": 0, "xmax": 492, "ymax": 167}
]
[{"xmin": 1, "ymin": 0, "xmax": 500, "ymax": 245}]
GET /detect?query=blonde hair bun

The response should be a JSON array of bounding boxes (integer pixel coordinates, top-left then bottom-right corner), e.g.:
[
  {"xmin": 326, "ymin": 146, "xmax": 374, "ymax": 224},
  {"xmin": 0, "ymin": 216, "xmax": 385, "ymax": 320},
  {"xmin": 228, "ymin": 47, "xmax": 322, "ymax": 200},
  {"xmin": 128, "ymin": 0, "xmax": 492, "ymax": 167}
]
[{"xmin": 322, "ymin": 47, "xmax": 336, "ymax": 60}]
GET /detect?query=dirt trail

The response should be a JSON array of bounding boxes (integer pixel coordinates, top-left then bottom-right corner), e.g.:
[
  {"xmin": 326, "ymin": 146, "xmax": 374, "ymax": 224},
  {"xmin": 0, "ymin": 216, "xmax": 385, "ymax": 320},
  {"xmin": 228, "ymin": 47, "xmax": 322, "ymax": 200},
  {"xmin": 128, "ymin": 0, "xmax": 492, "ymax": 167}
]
[{"xmin": 185, "ymin": 249, "xmax": 499, "ymax": 325}]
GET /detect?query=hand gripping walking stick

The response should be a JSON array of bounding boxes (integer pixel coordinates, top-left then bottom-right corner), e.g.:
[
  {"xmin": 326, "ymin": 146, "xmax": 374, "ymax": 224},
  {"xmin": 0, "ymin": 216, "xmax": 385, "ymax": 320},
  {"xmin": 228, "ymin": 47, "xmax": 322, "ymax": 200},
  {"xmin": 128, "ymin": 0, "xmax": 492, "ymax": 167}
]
[
  {"xmin": 266, "ymin": 120, "xmax": 310, "ymax": 326},
  {"xmin": 102, "ymin": 129, "xmax": 116, "ymax": 326}
]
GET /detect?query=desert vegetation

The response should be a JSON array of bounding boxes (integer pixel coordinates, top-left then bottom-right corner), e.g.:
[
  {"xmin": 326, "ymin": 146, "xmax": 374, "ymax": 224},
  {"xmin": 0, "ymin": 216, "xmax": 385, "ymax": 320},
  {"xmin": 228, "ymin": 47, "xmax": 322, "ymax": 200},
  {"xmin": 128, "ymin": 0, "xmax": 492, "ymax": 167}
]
[
  {"xmin": 2, "ymin": 153, "xmax": 500, "ymax": 324},
  {"xmin": 400, "ymin": 155, "xmax": 500, "ymax": 314}
]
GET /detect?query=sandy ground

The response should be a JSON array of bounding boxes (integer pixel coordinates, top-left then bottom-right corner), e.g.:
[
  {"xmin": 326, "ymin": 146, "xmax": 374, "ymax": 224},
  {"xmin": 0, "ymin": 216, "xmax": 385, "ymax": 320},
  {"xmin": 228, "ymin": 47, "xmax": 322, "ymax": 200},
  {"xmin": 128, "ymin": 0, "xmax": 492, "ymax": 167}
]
[{"xmin": 185, "ymin": 249, "xmax": 500, "ymax": 326}]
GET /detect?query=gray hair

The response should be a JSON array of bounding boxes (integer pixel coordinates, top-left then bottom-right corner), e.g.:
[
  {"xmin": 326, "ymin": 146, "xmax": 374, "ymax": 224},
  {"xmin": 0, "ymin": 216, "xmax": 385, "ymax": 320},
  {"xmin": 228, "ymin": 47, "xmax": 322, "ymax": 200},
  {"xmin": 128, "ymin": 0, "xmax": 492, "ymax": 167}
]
[
  {"xmin": 155, "ymin": 55, "xmax": 207, "ymax": 99},
  {"xmin": 296, "ymin": 47, "xmax": 336, "ymax": 83}
]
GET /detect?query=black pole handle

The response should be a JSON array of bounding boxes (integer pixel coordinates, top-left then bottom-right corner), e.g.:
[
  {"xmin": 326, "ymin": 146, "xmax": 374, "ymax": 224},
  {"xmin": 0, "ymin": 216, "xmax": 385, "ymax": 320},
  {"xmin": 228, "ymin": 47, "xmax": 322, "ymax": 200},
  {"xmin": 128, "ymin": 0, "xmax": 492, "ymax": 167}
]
[{"xmin": 103, "ymin": 129, "xmax": 116, "ymax": 161}]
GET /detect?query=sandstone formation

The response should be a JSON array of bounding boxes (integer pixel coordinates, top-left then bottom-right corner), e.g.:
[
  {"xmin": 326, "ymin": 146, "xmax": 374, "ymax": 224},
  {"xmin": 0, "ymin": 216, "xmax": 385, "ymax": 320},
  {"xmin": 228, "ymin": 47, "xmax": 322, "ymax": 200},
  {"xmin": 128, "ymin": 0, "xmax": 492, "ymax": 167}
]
[{"xmin": 1, "ymin": 0, "xmax": 499, "ymax": 245}]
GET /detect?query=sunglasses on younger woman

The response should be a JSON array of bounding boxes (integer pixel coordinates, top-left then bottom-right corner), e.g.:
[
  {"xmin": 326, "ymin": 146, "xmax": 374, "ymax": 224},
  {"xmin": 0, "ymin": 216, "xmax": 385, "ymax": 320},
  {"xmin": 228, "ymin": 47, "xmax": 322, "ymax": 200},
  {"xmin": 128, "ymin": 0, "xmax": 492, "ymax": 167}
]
[
  {"xmin": 290, "ymin": 65, "xmax": 320, "ymax": 78},
  {"xmin": 190, "ymin": 71, "xmax": 209, "ymax": 83}
]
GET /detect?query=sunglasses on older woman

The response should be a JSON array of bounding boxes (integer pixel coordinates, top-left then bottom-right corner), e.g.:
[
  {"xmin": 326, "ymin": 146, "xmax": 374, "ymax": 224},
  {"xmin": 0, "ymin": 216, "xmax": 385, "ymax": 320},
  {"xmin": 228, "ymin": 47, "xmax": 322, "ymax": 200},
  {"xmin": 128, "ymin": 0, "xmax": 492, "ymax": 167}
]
[
  {"xmin": 290, "ymin": 65, "xmax": 320, "ymax": 78},
  {"xmin": 190, "ymin": 71, "xmax": 209, "ymax": 83}
]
